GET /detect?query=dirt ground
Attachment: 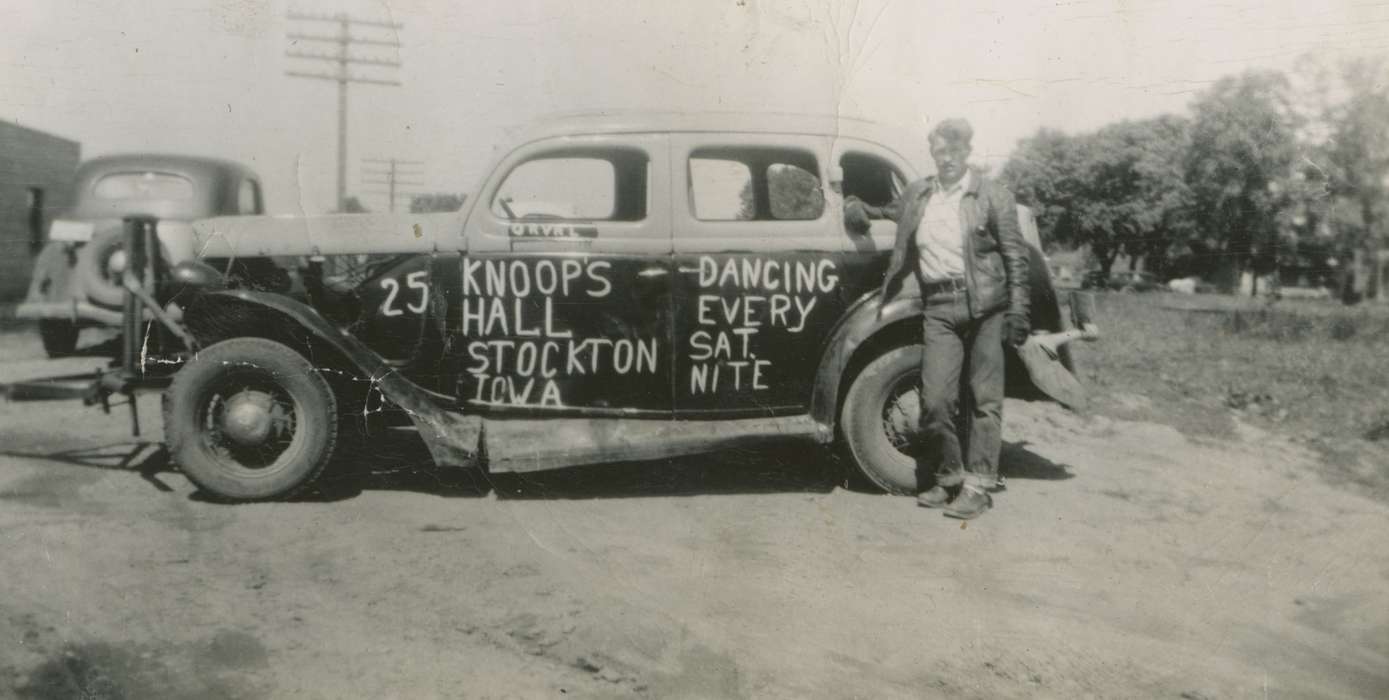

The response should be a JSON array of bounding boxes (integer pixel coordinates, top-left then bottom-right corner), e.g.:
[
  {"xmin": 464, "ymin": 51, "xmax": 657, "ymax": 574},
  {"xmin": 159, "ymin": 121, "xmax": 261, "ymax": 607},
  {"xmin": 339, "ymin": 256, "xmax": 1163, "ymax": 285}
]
[{"xmin": 2, "ymin": 327, "xmax": 1387, "ymax": 699}]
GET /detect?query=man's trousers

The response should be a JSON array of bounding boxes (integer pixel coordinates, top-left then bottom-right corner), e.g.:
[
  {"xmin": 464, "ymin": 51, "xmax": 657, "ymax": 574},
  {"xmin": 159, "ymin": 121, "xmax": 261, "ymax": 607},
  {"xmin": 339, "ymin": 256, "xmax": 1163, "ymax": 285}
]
[{"xmin": 919, "ymin": 289, "xmax": 1005, "ymax": 491}]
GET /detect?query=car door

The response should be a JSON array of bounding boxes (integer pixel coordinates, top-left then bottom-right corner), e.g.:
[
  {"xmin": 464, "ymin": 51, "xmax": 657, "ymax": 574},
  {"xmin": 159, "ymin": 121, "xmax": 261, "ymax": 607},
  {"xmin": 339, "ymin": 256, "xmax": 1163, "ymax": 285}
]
[
  {"xmin": 457, "ymin": 134, "xmax": 673, "ymax": 415},
  {"xmin": 670, "ymin": 133, "xmax": 859, "ymax": 416}
]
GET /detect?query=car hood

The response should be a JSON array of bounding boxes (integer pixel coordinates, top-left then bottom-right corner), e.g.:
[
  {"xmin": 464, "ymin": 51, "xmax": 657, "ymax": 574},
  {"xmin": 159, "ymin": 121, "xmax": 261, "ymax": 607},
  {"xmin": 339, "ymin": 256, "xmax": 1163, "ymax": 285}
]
[{"xmin": 190, "ymin": 212, "xmax": 466, "ymax": 258}]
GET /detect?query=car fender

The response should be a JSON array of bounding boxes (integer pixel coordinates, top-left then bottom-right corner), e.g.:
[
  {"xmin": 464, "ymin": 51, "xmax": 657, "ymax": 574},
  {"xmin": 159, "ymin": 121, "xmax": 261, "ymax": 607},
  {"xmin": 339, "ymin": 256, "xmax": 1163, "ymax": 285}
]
[
  {"xmin": 20, "ymin": 241, "xmax": 80, "ymax": 306},
  {"xmin": 183, "ymin": 290, "xmax": 481, "ymax": 467},
  {"xmin": 809, "ymin": 282, "xmax": 924, "ymax": 436}
]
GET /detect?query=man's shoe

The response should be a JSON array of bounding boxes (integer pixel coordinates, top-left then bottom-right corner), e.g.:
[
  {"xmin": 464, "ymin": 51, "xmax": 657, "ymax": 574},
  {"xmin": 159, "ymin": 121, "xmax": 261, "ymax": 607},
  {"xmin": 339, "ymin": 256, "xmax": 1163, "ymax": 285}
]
[
  {"xmin": 916, "ymin": 485, "xmax": 951, "ymax": 508},
  {"xmin": 943, "ymin": 487, "xmax": 992, "ymax": 520}
]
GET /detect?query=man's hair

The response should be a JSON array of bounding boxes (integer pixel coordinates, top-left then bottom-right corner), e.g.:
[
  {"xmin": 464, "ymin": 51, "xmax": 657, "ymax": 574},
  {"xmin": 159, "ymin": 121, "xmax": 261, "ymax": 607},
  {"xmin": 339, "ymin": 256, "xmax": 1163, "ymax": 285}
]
[{"xmin": 928, "ymin": 118, "xmax": 974, "ymax": 149}]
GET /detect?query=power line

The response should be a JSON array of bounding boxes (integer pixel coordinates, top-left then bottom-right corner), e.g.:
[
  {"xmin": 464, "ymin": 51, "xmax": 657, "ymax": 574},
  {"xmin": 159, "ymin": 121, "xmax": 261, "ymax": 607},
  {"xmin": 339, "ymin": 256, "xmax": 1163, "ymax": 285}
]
[
  {"xmin": 285, "ymin": 12, "xmax": 404, "ymax": 212},
  {"xmin": 361, "ymin": 157, "xmax": 426, "ymax": 212}
]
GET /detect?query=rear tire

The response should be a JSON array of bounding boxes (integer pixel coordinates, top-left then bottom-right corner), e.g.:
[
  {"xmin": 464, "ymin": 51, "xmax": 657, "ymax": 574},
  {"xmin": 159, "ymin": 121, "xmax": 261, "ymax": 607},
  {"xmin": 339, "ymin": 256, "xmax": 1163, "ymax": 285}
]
[
  {"xmin": 38, "ymin": 320, "xmax": 79, "ymax": 357},
  {"xmin": 164, "ymin": 337, "xmax": 337, "ymax": 502},
  {"xmin": 75, "ymin": 230, "xmax": 128, "ymax": 308},
  {"xmin": 840, "ymin": 345, "xmax": 925, "ymax": 495}
]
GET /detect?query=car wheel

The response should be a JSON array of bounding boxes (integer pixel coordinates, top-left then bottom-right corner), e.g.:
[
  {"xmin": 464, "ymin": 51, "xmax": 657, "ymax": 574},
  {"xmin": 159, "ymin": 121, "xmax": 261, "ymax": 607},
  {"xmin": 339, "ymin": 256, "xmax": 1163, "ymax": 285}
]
[
  {"xmin": 75, "ymin": 230, "xmax": 129, "ymax": 307},
  {"xmin": 38, "ymin": 320, "xmax": 79, "ymax": 357},
  {"xmin": 840, "ymin": 344, "xmax": 925, "ymax": 495},
  {"xmin": 163, "ymin": 337, "xmax": 338, "ymax": 502}
]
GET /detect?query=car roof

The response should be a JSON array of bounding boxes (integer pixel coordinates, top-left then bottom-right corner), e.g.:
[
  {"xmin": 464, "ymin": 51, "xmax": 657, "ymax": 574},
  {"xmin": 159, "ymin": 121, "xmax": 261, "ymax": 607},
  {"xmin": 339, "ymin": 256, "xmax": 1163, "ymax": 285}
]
[
  {"xmin": 75, "ymin": 153, "xmax": 260, "ymax": 182},
  {"xmin": 69, "ymin": 154, "xmax": 261, "ymax": 220},
  {"xmin": 514, "ymin": 111, "xmax": 921, "ymax": 150}
]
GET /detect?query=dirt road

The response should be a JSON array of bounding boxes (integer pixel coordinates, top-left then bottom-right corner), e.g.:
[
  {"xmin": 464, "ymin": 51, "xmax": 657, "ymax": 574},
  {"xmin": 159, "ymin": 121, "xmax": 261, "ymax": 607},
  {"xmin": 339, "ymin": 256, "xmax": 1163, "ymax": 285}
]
[{"xmin": 2, "ymin": 329, "xmax": 1387, "ymax": 699}]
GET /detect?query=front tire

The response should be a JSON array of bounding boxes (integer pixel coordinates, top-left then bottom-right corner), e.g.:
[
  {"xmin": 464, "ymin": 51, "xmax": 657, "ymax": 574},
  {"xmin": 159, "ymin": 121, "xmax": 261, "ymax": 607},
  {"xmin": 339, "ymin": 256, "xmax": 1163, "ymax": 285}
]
[
  {"xmin": 164, "ymin": 337, "xmax": 338, "ymax": 501},
  {"xmin": 38, "ymin": 320, "xmax": 79, "ymax": 357},
  {"xmin": 840, "ymin": 345, "xmax": 926, "ymax": 495}
]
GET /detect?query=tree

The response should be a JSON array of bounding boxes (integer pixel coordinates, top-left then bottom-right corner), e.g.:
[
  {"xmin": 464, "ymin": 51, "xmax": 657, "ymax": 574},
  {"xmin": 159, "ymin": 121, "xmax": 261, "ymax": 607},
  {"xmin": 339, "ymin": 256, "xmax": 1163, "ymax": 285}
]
[
  {"xmin": 1002, "ymin": 118, "xmax": 1192, "ymax": 277},
  {"xmin": 735, "ymin": 164, "xmax": 824, "ymax": 220},
  {"xmin": 1001, "ymin": 128, "xmax": 1078, "ymax": 247},
  {"xmin": 1184, "ymin": 70, "xmax": 1300, "ymax": 294},
  {"xmin": 337, "ymin": 196, "xmax": 370, "ymax": 214},
  {"xmin": 1318, "ymin": 57, "xmax": 1389, "ymax": 300},
  {"xmin": 410, "ymin": 193, "xmax": 467, "ymax": 213}
]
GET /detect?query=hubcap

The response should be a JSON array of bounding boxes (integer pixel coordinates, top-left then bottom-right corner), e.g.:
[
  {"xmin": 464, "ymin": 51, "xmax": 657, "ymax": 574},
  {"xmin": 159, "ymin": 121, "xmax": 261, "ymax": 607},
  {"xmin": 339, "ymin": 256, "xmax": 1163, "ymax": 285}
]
[
  {"xmin": 219, "ymin": 390, "xmax": 278, "ymax": 447},
  {"xmin": 882, "ymin": 379, "xmax": 923, "ymax": 453}
]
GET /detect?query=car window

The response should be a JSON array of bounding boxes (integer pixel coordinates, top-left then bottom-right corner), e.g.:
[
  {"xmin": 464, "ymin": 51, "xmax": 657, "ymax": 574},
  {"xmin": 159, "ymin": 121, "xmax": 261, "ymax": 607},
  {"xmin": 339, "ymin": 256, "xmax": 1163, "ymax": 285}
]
[
  {"xmin": 689, "ymin": 159, "xmax": 754, "ymax": 220},
  {"xmin": 492, "ymin": 152, "xmax": 648, "ymax": 221},
  {"xmin": 839, "ymin": 152, "xmax": 904, "ymax": 213},
  {"xmin": 93, "ymin": 172, "xmax": 194, "ymax": 200},
  {"xmin": 688, "ymin": 148, "xmax": 824, "ymax": 222},
  {"xmin": 238, "ymin": 179, "xmax": 262, "ymax": 214},
  {"xmin": 766, "ymin": 163, "xmax": 824, "ymax": 220}
]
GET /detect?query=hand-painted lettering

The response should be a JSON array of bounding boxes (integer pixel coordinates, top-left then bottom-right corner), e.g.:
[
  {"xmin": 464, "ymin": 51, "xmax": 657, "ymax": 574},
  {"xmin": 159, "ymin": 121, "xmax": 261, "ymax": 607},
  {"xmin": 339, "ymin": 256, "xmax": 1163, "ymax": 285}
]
[
  {"xmin": 459, "ymin": 256, "xmax": 656, "ymax": 409},
  {"xmin": 686, "ymin": 255, "xmax": 838, "ymax": 396}
]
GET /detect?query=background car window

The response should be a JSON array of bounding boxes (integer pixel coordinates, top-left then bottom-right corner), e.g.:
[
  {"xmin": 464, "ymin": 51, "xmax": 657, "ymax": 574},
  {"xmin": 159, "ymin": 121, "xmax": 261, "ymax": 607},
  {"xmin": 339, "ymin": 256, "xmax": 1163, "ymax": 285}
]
[
  {"xmin": 689, "ymin": 148, "xmax": 823, "ymax": 222},
  {"xmin": 492, "ymin": 153, "xmax": 647, "ymax": 221},
  {"xmin": 840, "ymin": 152, "xmax": 904, "ymax": 213},
  {"xmin": 238, "ymin": 179, "xmax": 262, "ymax": 214},
  {"xmin": 93, "ymin": 172, "xmax": 194, "ymax": 200}
]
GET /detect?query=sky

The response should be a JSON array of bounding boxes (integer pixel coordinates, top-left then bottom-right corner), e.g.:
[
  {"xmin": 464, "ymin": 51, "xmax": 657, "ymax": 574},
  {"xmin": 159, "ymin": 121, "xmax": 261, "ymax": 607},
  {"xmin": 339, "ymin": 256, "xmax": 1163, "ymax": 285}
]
[{"xmin": 4, "ymin": 0, "xmax": 1389, "ymax": 215}]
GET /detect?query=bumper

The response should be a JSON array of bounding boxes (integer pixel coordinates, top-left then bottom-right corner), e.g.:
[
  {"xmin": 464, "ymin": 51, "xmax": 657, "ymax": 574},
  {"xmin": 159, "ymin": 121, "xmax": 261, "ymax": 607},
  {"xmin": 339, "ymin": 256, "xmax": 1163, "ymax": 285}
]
[{"xmin": 15, "ymin": 300, "xmax": 124, "ymax": 326}]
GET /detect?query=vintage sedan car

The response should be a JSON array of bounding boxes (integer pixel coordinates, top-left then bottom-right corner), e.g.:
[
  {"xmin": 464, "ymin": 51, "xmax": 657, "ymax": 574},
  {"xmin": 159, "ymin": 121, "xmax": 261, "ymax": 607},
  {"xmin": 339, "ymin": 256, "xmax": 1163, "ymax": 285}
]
[
  {"xmin": 142, "ymin": 113, "xmax": 1086, "ymax": 501},
  {"xmin": 16, "ymin": 154, "xmax": 265, "ymax": 356}
]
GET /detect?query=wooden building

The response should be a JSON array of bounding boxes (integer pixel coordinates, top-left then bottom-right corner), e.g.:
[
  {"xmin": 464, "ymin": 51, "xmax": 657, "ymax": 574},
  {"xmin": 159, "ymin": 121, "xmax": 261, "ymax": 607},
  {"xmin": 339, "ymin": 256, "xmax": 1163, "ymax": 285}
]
[{"xmin": 0, "ymin": 119, "xmax": 80, "ymax": 301}]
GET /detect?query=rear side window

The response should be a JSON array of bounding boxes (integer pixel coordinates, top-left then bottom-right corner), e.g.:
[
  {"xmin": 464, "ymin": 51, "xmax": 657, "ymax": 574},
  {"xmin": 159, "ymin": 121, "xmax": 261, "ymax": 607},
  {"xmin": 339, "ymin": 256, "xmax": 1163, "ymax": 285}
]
[
  {"xmin": 238, "ymin": 179, "xmax": 263, "ymax": 214},
  {"xmin": 93, "ymin": 172, "xmax": 194, "ymax": 200},
  {"xmin": 492, "ymin": 150, "xmax": 648, "ymax": 221},
  {"xmin": 688, "ymin": 148, "xmax": 823, "ymax": 222}
]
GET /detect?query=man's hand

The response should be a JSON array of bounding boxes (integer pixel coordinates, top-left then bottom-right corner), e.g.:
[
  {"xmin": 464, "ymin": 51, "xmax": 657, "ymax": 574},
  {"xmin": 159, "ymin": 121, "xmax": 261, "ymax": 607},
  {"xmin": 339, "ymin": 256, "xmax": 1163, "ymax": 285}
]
[
  {"xmin": 843, "ymin": 196, "xmax": 872, "ymax": 234},
  {"xmin": 1005, "ymin": 312, "xmax": 1030, "ymax": 347}
]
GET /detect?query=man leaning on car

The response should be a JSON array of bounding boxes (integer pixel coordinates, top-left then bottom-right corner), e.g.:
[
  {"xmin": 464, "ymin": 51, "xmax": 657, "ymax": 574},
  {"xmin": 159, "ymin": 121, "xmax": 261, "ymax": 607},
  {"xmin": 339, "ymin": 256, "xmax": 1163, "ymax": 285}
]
[{"xmin": 844, "ymin": 118, "xmax": 1030, "ymax": 520}]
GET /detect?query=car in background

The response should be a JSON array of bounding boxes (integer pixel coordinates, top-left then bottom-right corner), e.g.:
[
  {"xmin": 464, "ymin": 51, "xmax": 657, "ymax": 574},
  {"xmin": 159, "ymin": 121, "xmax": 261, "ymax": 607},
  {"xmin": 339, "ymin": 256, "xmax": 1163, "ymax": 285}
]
[
  {"xmin": 1081, "ymin": 269, "xmax": 1161, "ymax": 293},
  {"xmin": 16, "ymin": 154, "xmax": 266, "ymax": 356}
]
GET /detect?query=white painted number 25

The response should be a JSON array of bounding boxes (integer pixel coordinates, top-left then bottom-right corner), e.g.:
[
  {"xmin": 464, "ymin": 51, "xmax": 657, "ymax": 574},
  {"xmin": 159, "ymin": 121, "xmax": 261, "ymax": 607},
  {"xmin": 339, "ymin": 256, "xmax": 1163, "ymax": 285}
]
[{"xmin": 380, "ymin": 271, "xmax": 429, "ymax": 317}]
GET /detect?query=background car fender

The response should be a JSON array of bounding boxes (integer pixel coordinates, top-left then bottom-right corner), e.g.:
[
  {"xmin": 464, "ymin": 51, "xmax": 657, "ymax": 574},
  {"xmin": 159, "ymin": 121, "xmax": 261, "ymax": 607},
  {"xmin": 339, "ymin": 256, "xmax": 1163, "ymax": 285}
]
[
  {"xmin": 20, "ymin": 241, "xmax": 81, "ymax": 307},
  {"xmin": 182, "ymin": 290, "xmax": 482, "ymax": 468}
]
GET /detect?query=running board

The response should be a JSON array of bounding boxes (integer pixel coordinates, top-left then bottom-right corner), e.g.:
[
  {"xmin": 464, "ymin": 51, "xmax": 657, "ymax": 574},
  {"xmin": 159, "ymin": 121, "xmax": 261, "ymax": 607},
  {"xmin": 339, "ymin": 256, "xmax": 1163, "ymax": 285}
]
[{"xmin": 483, "ymin": 414, "xmax": 825, "ymax": 474}]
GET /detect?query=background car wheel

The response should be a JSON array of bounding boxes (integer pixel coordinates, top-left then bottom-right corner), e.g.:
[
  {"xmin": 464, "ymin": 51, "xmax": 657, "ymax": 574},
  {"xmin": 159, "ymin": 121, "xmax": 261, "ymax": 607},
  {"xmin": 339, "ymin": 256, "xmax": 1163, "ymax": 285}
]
[
  {"xmin": 840, "ymin": 344, "xmax": 926, "ymax": 495},
  {"xmin": 163, "ymin": 337, "xmax": 338, "ymax": 502},
  {"xmin": 75, "ymin": 230, "xmax": 129, "ymax": 307},
  {"xmin": 37, "ymin": 320, "xmax": 79, "ymax": 357}
]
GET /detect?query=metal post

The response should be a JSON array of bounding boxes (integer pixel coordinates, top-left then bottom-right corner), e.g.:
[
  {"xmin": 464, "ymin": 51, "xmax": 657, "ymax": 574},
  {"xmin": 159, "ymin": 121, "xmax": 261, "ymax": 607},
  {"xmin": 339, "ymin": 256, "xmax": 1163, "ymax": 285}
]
[
  {"xmin": 121, "ymin": 219, "xmax": 141, "ymax": 382},
  {"xmin": 336, "ymin": 13, "xmax": 349, "ymax": 213},
  {"xmin": 388, "ymin": 158, "xmax": 396, "ymax": 212}
]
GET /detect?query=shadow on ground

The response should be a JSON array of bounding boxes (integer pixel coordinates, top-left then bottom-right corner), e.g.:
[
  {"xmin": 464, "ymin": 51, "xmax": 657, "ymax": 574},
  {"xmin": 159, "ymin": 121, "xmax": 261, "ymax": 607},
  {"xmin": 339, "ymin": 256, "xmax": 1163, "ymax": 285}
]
[
  {"xmin": 1000, "ymin": 440, "xmax": 1074, "ymax": 482},
  {"xmin": 1, "ymin": 433, "xmax": 1071, "ymax": 504}
]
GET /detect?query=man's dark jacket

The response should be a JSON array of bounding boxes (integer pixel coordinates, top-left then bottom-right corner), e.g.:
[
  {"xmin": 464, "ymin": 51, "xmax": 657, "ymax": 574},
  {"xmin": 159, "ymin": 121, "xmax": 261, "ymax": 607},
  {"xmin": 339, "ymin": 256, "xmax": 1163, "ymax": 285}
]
[{"xmin": 853, "ymin": 169, "xmax": 1030, "ymax": 321}]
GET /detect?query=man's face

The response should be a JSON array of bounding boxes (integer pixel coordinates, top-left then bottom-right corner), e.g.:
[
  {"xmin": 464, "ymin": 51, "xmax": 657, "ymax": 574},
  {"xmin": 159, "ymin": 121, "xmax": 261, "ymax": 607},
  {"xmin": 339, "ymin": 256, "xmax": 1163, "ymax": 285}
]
[{"xmin": 929, "ymin": 137, "xmax": 970, "ymax": 185}]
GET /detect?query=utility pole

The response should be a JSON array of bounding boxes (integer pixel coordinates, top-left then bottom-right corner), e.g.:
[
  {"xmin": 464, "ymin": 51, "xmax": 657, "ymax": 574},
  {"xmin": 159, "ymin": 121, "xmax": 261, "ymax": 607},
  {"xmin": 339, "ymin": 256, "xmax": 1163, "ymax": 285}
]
[
  {"xmin": 361, "ymin": 158, "xmax": 424, "ymax": 212},
  {"xmin": 285, "ymin": 12, "xmax": 402, "ymax": 212}
]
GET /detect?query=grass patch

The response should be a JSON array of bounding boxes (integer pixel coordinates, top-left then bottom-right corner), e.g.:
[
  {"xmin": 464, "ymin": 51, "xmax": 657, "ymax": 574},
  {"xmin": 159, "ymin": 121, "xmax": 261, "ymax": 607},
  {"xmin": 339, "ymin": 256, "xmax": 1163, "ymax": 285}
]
[{"xmin": 1071, "ymin": 292, "xmax": 1389, "ymax": 494}]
